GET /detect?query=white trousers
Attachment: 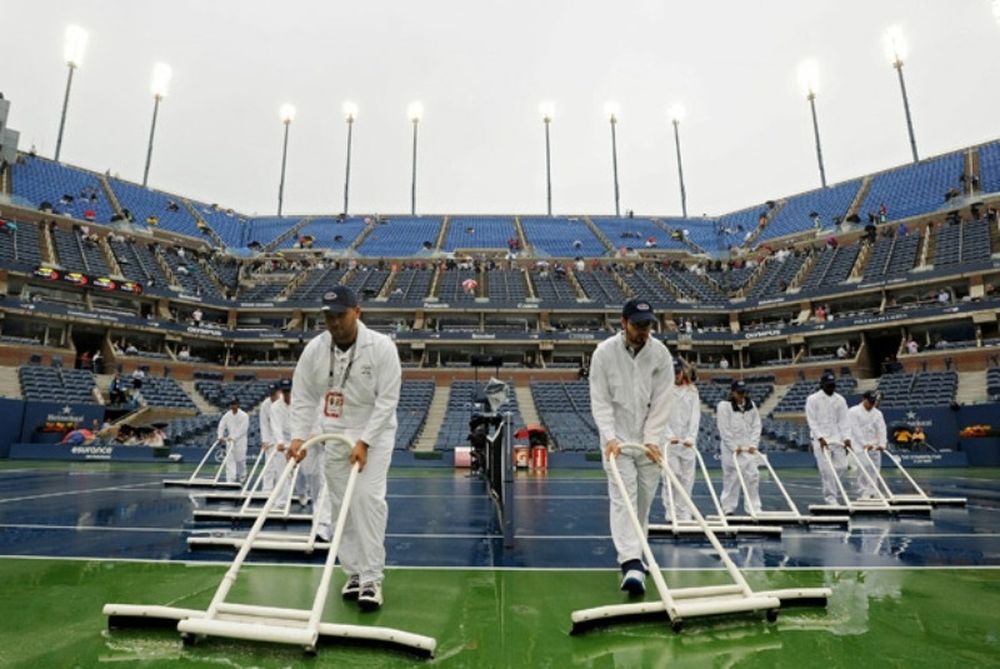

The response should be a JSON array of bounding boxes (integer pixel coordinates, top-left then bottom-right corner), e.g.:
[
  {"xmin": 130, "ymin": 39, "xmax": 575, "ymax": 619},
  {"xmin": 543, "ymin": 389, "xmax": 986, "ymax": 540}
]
[
  {"xmin": 813, "ymin": 442, "xmax": 848, "ymax": 504},
  {"xmin": 261, "ymin": 447, "xmax": 284, "ymax": 492},
  {"xmin": 323, "ymin": 444, "xmax": 392, "ymax": 584},
  {"xmin": 720, "ymin": 452, "xmax": 760, "ymax": 514},
  {"xmin": 661, "ymin": 444, "xmax": 697, "ymax": 521},
  {"xmin": 856, "ymin": 449, "xmax": 883, "ymax": 498},
  {"xmin": 299, "ymin": 446, "xmax": 324, "ymax": 502},
  {"xmin": 223, "ymin": 438, "xmax": 247, "ymax": 483},
  {"xmin": 603, "ymin": 450, "xmax": 661, "ymax": 566}
]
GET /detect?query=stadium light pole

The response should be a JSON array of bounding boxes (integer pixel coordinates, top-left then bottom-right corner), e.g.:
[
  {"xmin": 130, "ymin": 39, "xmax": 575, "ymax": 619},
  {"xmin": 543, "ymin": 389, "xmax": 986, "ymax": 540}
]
[
  {"xmin": 667, "ymin": 104, "xmax": 688, "ymax": 217},
  {"xmin": 540, "ymin": 102, "xmax": 555, "ymax": 216},
  {"xmin": 142, "ymin": 63, "xmax": 172, "ymax": 187},
  {"xmin": 797, "ymin": 59, "xmax": 827, "ymax": 188},
  {"xmin": 408, "ymin": 101, "xmax": 423, "ymax": 216},
  {"xmin": 604, "ymin": 101, "xmax": 621, "ymax": 217},
  {"xmin": 342, "ymin": 101, "xmax": 357, "ymax": 216},
  {"xmin": 884, "ymin": 25, "xmax": 919, "ymax": 163},
  {"xmin": 277, "ymin": 104, "xmax": 295, "ymax": 216},
  {"xmin": 54, "ymin": 25, "xmax": 88, "ymax": 162}
]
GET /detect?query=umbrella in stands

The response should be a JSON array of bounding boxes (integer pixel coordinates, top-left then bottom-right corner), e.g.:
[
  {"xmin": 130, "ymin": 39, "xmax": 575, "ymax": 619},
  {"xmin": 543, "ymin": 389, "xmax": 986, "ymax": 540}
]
[
  {"xmin": 462, "ymin": 278, "xmax": 478, "ymax": 295},
  {"xmin": 61, "ymin": 429, "xmax": 95, "ymax": 445},
  {"xmin": 514, "ymin": 424, "xmax": 546, "ymax": 440}
]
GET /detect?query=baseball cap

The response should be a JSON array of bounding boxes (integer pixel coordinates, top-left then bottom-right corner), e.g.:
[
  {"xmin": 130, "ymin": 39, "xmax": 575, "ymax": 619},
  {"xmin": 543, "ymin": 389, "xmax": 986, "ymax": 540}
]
[
  {"xmin": 229, "ymin": 397, "xmax": 240, "ymax": 405},
  {"xmin": 279, "ymin": 378, "xmax": 292, "ymax": 390},
  {"xmin": 622, "ymin": 298, "xmax": 655, "ymax": 325},
  {"xmin": 321, "ymin": 285, "xmax": 359, "ymax": 313},
  {"xmin": 862, "ymin": 390, "xmax": 877, "ymax": 402},
  {"xmin": 731, "ymin": 379, "xmax": 747, "ymax": 392},
  {"xmin": 267, "ymin": 382, "xmax": 279, "ymax": 393},
  {"xmin": 820, "ymin": 370, "xmax": 837, "ymax": 385}
]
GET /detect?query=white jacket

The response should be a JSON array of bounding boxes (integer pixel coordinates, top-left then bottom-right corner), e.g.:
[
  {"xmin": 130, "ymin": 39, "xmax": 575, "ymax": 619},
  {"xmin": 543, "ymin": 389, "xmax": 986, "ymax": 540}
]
[
  {"xmin": 716, "ymin": 399, "xmax": 761, "ymax": 457},
  {"xmin": 290, "ymin": 321, "xmax": 402, "ymax": 449},
  {"xmin": 589, "ymin": 331, "xmax": 674, "ymax": 447},
  {"xmin": 848, "ymin": 404, "xmax": 887, "ymax": 448},
  {"xmin": 664, "ymin": 384, "xmax": 700, "ymax": 446},
  {"xmin": 805, "ymin": 390, "xmax": 851, "ymax": 444},
  {"xmin": 270, "ymin": 398, "xmax": 292, "ymax": 445},
  {"xmin": 217, "ymin": 409, "xmax": 249, "ymax": 444},
  {"xmin": 258, "ymin": 397, "xmax": 275, "ymax": 444}
]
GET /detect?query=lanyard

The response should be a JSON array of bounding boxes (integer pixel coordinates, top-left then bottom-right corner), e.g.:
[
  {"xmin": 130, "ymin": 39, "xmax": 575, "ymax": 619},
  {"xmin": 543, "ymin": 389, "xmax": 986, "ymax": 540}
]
[{"xmin": 328, "ymin": 344, "xmax": 356, "ymax": 390}]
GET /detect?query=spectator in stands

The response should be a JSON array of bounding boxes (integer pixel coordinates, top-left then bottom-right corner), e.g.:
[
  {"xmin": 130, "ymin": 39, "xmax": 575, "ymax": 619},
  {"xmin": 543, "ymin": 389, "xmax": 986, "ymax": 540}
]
[
  {"xmin": 192, "ymin": 308, "xmax": 203, "ymax": 325},
  {"xmin": 814, "ymin": 305, "xmax": 827, "ymax": 322},
  {"xmin": 588, "ymin": 297, "xmax": 674, "ymax": 597},
  {"xmin": 719, "ymin": 357, "xmax": 730, "ymax": 370},
  {"xmin": 717, "ymin": 379, "xmax": 762, "ymax": 515},
  {"xmin": 286, "ymin": 285, "xmax": 402, "ymax": 611},
  {"xmin": 216, "ymin": 397, "xmax": 249, "ymax": 483},
  {"xmin": 109, "ymin": 374, "xmax": 127, "ymax": 405},
  {"xmin": 836, "ymin": 345, "xmax": 849, "ymax": 360},
  {"xmin": 146, "ymin": 215, "xmax": 159, "ymax": 226},
  {"xmin": 661, "ymin": 361, "xmax": 701, "ymax": 522},
  {"xmin": 906, "ymin": 337, "xmax": 919, "ymax": 355},
  {"xmin": 850, "ymin": 391, "xmax": 888, "ymax": 499},
  {"xmin": 910, "ymin": 425, "xmax": 927, "ymax": 450},
  {"xmin": 896, "ymin": 222, "xmax": 908, "ymax": 237},
  {"xmin": 125, "ymin": 342, "xmax": 139, "ymax": 355},
  {"xmin": 937, "ymin": 289, "xmax": 951, "ymax": 305},
  {"xmin": 78, "ymin": 350, "xmax": 91, "ymax": 371},
  {"xmin": 131, "ymin": 367, "xmax": 145, "ymax": 390},
  {"xmin": 178, "ymin": 346, "xmax": 191, "ymax": 361},
  {"xmin": 92, "ymin": 350, "xmax": 102, "ymax": 374},
  {"xmin": 805, "ymin": 371, "xmax": 852, "ymax": 506}
]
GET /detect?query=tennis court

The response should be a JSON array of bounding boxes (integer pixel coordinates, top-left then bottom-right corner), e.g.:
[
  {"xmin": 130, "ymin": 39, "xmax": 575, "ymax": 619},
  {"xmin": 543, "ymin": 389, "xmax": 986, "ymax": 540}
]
[{"xmin": 0, "ymin": 461, "xmax": 998, "ymax": 667}]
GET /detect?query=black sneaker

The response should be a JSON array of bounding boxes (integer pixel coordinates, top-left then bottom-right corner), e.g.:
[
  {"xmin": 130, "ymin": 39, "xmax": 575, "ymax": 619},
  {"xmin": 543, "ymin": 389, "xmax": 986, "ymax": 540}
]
[
  {"xmin": 357, "ymin": 581, "xmax": 383, "ymax": 611},
  {"xmin": 341, "ymin": 574, "xmax": 361, "ymax": 601}
]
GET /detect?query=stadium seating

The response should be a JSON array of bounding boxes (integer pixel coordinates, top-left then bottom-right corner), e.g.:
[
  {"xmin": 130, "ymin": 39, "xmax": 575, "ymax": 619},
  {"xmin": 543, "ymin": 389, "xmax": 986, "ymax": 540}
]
[
  {"xmin": 435, "ymin": 381, "xmax": 523, "ymax": 451},
  {"xmin": 876, "ymin": 371, "xmax": 957, "ymax": 409},
  {"xmin": 979, "ymin": 141, "xmax": 1000, "ymax": 194},
  {"xmin": 520, "ymin": 217, "xmax": 606, "ymax": 257},
  {"xmin": 760, "ymin": 180, "xmax": 862, "ymax": 242},
  {"xmin": 864, "ymin": 234, "xmax": 920, "ymax": 281},
  {"xmin": 858, "ymin": 151, "xmax": 965, "ymax": 222},
  {"xmin": 436, "ymin": 268, "xmax": 479, "ymax": 303},
  {"xmin": 530, "ymin": 381, "xmax": 598, "ymax": 451},
  {"xmin": 574, "ymin": 268, "xmax": 628, "ymax": 303},
  {"xmin": 189, "ymin": 201, "xmax": 248, "ymax": 248},
  {"xmin": 616, "ymin": 266, "xmax": 675, "ymax": 304},
  {"xmin": 799, "ymin": 243, "xmax": 860, "ymax": 292},
  {"xmin": 531, "ymin": 270, "xmax": 578, "ymax": 302},
  {"xmin": 356, "ymin": 217, "xmax": 444, "ymax": 256},
  {"xmin": 18, "ymin": 366, "xmax": 96, "ymax": 404},
  {"xmin": 279, "ymin": 217, "xmax": 365, "ymax": 250},
  {"xmin": 387, "ymin": 267, "xmax": 434, "ymax": 303},
  {"xmin": 444, "ymin": 216, "xmax": 516, "ymax": 251},
  {"xmin": 137, "ymin": 376, "xmax": 198, "ymax": 410},
  {"xmin": 108, "ymin": 239, "xmax": 171, "ymax": 286},
  {"xmin": 0, "ymin": 221, "xmax": 43, "ymax": 267},
  {"xmin": 395, "ymin": 380, "xmax": 435, "ymax": 450},
  {"xmin": 746, "ymin": 254, "xmax": 807, "ymax": 300},
  {"xmin": 661, "ymin": 266, "xmax": 727, "ymax": 304},
  {"xmin": 345, "ymin": 267, "xmax": 391, "ymax": 300},
  {"xmin": 485, "ymin": 269, "xmax": 527, "ymax": 303},
  {"xmin": 931, "ymin": 219, "xmax": 991, "ymax": 268},
  {"xmin": 773, "ymin": 375, "xmax": 857, "ymax": 413},
  {"xmin": 107, "ymin": 178, "xmax": 203, "ymax": 239},
  {"xmin": 11, "ymin": 156, "xmax": 115, "ymax": 222},
  {"xmin": 160, "ymin": 248, "xmax": 223, "ymax": 299},
  {"xmin": 590, "ymin": 217, "xmax": 688, "ymax": 252},
  {"xmin": 51, "ymin": 228, "xmax": 111, "ymax": 275},
  {"xmin": 195, "ymin": 380, "xmax": 273, "ymax": 411},
  {"xmin": 987, "ymin": 367, "xmax": 1000, "ymax": 401}
]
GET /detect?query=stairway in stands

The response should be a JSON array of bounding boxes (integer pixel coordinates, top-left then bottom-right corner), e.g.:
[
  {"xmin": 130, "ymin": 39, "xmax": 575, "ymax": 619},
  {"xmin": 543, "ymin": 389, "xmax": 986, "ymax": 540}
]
[{"xmin": 413, "ymin": 385, "xmax": 450, "ymax": 452}]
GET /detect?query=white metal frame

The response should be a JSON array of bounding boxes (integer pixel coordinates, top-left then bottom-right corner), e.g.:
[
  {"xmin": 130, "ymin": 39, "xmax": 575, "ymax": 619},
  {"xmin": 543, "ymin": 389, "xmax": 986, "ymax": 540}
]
[
  {"xmin": 725, "ymin": 451, "xmax": 850, "ymax": 527},
  {"xmin": 649, "ymin": 448, "xmax": 781, "ymax": 537},
  {"xmin": 870, "ymin": 449, "xmax": 967, "ymax": 507},
  {"xmin": 196, "ymin": 446, "xmax": 271, "ymax": 504},
  {"xmin": 807, "ymin": 445, "xmax": 931, "ymax": 516},
  {"xmin": 105, "ymin": 433, "xmax": 437, "ymax": 657},
  {"xmin": 191, "ymin": 460, "xmax": 311, "ymax": 523},
  {"xmin": 163, "ymin": 437, "xmax": 241, "ymax": 489},
  {"xmin": 570, "ymin": 444, "xmax": 831, "ymax": 634}
]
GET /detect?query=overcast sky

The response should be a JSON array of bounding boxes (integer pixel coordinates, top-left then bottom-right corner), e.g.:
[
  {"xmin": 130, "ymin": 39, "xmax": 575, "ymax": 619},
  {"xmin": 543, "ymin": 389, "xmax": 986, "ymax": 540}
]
[{"xmin": 4, "ymin": 1, "xmax": 1000, "ymax": 218}]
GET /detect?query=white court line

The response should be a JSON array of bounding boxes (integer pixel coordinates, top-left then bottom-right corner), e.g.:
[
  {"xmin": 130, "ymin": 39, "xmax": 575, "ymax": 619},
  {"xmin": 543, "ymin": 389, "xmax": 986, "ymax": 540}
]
[
  {"xmin": 0, "ymin": 523, "xmax": 505, "ymax": 540},
  {"xmin": 0, "ymin": 553, "xmax": 998, "ymax": 572},
  {"xmin": 0, "ymin": 481, "xmax": 162, "ymax": 505}
]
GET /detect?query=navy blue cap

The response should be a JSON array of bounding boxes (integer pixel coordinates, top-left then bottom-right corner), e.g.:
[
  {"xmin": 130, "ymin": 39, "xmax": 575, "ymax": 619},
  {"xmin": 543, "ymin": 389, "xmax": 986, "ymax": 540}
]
[
  {"xmin": 267, "ymin": 382, "xmax": 279, "ymax": 392},
  {"xmin": 862, "ymin": 390, "xmax": 877, "ymax": 402},
  {"xmin": 229, "ymin": 396, "xmax": 240, "ymax": 405},
  {"xmin": 321, "ymin": 285, "xmax": 359, "ymax": 313},
  {"xmin": 821, "ymin": 371, "xmax": 837, "ymax": 384},
  {"xmin": 622, "ymin": 298, "xmax": 655, "ymax": 325},
  {"xmin": 279, "ymin": 378, "xmax": 292, "ymax": 390},
  {"xmin": 731, "ymin": 379, "xmax": 747, "ymax": 392}
]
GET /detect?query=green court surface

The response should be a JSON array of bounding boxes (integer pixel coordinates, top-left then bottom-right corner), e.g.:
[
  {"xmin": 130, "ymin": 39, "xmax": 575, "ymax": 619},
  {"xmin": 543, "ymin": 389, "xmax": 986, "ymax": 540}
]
[{"xmin": 1, "ymin": 558, "xmax": 998, "ymax": 668}]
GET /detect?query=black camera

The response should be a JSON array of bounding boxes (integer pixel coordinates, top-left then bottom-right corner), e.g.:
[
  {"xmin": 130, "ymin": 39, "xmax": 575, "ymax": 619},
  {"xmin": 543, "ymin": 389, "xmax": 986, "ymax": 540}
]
[{"xmin": 468, "ymin": 413, "xmax": 503, "ymax": 475}]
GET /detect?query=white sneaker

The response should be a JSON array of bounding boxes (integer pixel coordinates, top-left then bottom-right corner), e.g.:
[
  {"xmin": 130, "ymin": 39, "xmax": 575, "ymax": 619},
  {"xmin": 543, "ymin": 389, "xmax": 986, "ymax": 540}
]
[
  {"xmin": 341, "ymin": 574, "xmax": 360, "ymax": 601},
  {"xmin": 358, "ymin": 581, "xmax": 383, "ymax": 611},
  {"xmin": 620, "ymin": 569, "xmax": 645, "ymax": 596}
]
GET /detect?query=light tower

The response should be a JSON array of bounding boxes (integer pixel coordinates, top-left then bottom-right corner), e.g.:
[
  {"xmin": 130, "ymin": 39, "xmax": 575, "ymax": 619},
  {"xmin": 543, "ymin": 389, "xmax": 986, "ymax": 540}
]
[
  {"xmin": 668, "ymin": 104, "xmax": 688, "ymax": 216},
  {"xmin": 408, "ymin": 101, "xmax": 423, "ymax": 216},
  {"xmin": 883, "ymin": 25, "xmax": 919, "ymax": 163},
  {"xmin": 342, "ymin": 101, "xmax": 358, "ymax": 215},
  {"xmin": 142, "ymin": 62, "xmax": 172, "ymax": 187},
  {"xmin": 277, "ymin": 104, "xmax": 296, "ymax": 216},
  {"xmin": 54, "ymin": 24, "xmax": 88, "ymax": 161},
  {"xmin": 604, "ymin": 101, "xmax": 621, "ymax": 217},
  {"xmin": 539, "ymin": 102, "xmax": 555, "ymax": 216},
  {"xmin": 797, "ymin": 59, "xmax": 827, "ymax": 187}
]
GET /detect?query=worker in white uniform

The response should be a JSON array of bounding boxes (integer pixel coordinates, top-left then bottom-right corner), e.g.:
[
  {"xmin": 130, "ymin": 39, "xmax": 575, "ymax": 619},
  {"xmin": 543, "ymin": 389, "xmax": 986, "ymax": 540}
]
[
  {"xmin": 216, "ymin": 397, "xmax": 249, "ymax": 483},
  {"xmin": 590, "ymin": 297, "xmax": 673, "ymax": 596},
  {"xmin": 288, "ymin": 285, "xmax": 401, "ymax": 612},
  {"xmin": 849, "ymin": 391, "xmax": 887, "ymax": 499},
  {"xmin": 660, "ymin": 360, "xmax": 701, "ymax": 522},
  {"xmin": 805, "ymin": 371, "xmax": 853, "ymax": 505},
  {"xmin": 257, "ymin": 383, "xmax": 280, "ymax": 492},
  {"xmin": 717, "ymin": 380, "xmax": 762, "ymax": 515},
  {"xmin": 268, "ymin": 379, "xmax": 295, "ymax": 505}
]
